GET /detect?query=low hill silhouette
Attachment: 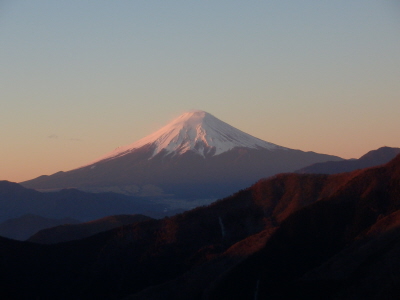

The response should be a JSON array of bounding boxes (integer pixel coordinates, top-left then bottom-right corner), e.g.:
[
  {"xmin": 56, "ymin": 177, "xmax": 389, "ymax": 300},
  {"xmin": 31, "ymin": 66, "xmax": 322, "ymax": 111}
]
[
  {"xmin": 0, "ymin": 214, "xmax": 79, "ymax": 241},
  {"xmin": 29, "ymin": 214, "xmax": 152, "ymax": 244}
]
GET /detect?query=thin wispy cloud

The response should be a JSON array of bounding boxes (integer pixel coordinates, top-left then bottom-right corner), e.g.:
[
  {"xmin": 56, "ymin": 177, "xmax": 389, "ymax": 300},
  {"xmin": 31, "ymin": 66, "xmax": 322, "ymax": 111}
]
[{"xmin": 47, "ymin": 135, "xmax": 82, "ymax": 142}]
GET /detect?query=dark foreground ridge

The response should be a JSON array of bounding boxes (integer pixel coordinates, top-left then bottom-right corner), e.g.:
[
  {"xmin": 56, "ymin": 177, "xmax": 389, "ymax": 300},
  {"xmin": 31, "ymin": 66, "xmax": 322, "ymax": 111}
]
[
  {"xmin": 1, "ymin": 154, "xmax": 400, "ymax": 299},
  {"xmin": 29, "ymin": 214, "xmax": 152, "ymax": 244}
]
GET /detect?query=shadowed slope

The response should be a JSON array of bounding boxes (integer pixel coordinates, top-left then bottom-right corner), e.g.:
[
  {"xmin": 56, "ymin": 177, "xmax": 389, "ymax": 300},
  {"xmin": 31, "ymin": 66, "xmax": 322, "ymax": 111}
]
[
  {"xmin": 206, "ymin": 154, "xmax": 400, "ymax": 300},
  {"xmin": 29, "ymin": 214, "xmax": 152, "ymax": 244},
  {"xmin": 2, "ymin": 155, "xmax": 400, "ymax": 300},
  {"xmin": 296, "ymin": 146, "xmax": 400, "ymax": 174},
  {"xmin": 0, "ymin": 170, "xmax": 350, "ymax": 299},
  {"xmin": 0, "ymin": 214, "xmax": 79, "ymax": 241}
]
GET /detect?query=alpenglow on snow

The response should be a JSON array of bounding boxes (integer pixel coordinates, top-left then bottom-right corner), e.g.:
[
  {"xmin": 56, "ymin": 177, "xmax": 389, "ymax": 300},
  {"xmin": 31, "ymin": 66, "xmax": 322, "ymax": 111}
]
[{"xmin": 87, "ymin": 110, "xmax": 285, "ymax": 164}]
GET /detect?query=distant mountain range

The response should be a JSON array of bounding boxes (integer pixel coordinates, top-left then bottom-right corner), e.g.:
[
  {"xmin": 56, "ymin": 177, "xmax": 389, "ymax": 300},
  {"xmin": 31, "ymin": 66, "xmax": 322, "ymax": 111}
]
[
  {"xmin": 0, "ymin": 181, "xmax": 176, "ymax": 223},
  {"xmin": 296, "ymin": 146, "xmax": 400, "ymax": 174},
  {"xmin": 2, "ymin": 146, "xmax": 397, "ymax": 243},
  {"xmin": 21, "ymin": 110, "xmax": 342, "ymax": 199},
  {"xmin": 2, "ymin": 153, "xmax": 400, "ymax": 299}
]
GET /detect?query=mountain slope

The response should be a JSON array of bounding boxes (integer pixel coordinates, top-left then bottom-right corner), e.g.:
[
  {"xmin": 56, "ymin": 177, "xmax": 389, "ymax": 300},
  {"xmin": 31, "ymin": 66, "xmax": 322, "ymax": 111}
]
[
  {"xmin": 296, "ymin": 146, "xmax": 400, "ymax": 174},
  {"xmin": 3, "ymin": 155, "xmax": 400, "ymax": 300},
  {"xmin": 0, "ymin": 214, "xmax": 79, "ymax": 241},
  {"xmin": 0, "ymin": 166, "xmax": 351, "ymax": 299},
  {"xmin": 29, "ymin": 214, "xmax": 152, "ymax": 244},
  {"xmin": 206, "ymin": 154, "xmax": 400, "ymax": 300},
  {"xmin": 21, "ymin": 110, "xmax": 342, "ymax": 198}
]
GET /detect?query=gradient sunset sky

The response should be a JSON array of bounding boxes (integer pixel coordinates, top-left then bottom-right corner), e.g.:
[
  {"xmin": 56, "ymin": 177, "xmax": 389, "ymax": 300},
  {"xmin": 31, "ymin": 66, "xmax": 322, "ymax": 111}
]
[{"xmin": 1, "ymin": 1, "xmax": 400, "ymax": 182}]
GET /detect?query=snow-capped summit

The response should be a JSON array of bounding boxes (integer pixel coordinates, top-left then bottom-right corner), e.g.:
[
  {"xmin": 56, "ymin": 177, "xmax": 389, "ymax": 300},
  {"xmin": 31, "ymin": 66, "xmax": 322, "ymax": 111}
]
[
  {"xmin": 90, "ymin": 110, "xmax": 283, "ymax": 164},
  {"xmin": 22, "ymin": 110, "xmax": 343, "ymax": 199}
]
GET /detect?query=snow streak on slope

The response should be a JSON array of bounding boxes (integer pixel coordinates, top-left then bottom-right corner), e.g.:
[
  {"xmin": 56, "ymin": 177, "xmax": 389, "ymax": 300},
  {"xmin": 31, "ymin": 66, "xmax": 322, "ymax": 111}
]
[{"xmin": 86, "ymin": 110, "xmax": 284, "ymax": 165}]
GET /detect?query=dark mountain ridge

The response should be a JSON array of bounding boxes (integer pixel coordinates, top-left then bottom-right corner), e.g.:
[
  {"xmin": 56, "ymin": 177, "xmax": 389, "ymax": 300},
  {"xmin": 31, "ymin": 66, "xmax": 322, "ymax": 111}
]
[
  {"xmin": 2, "ymin": 154, "xmax": 400, "ymax": 299},
  {"xmin": 0, "ymin": 214, "xmax": 79, "ymax": 241},
  {"xmin": 29, "ymin": 214, "xmax": 152, "ymax": 244},
  {"xmin": 0, "ymin": 180, "xmax": 172, "ymax": 223},
  {"xmin": 296, "ymin": 146, "xmax": 400, "ymax": 174},
  {"xmin": 206, "ymin": 153, "xmax": 400, "ymax": 299},
  {"xmin": 0, "ymin": 171, "xmax": 352, "ymax": 299}
]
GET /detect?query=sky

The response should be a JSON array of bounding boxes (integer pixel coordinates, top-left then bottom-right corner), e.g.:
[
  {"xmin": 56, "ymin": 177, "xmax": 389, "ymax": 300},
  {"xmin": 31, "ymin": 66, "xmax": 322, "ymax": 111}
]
[{"xmin": 1, "ymin": 1, "xmax": 400, "ymax": 182}]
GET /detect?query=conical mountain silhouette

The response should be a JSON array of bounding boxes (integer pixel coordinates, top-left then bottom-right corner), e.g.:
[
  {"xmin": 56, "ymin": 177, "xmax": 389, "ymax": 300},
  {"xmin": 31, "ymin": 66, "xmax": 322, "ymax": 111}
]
[
  {"xmin": 86, "ymin": 110, "xmax": 283, "ymax": 164},
  {"xmin": 22, "ymin": 110, "xmax": 342, "ymax": 198}
]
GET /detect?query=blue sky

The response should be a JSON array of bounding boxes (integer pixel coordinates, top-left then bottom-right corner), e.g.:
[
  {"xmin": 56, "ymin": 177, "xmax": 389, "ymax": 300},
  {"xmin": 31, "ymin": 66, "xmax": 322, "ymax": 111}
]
[{"xmin": 1, "ymin": 1, "xmax": 400, "ymax": 181}]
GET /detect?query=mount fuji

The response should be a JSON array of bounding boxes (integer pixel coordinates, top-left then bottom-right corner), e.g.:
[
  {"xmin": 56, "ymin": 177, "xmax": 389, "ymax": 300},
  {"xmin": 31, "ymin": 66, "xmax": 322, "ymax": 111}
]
[{"xmin": 22, "ymin": 110, "xmax": 343, "ymax": 199}]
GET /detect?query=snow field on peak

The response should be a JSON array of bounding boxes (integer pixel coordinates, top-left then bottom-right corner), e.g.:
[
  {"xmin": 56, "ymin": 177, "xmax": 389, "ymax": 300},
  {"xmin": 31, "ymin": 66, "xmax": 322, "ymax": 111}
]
[{"xmin": 83, "ymin": 110, "xmax": 284, "ymax": 166}]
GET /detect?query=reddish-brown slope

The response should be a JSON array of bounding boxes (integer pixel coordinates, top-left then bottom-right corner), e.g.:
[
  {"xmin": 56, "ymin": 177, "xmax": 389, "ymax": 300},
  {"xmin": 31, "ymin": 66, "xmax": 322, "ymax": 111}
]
[
  {"xmin": 2, "ymin": 155, "xmax": 400, "ymax": 300},
  {"xmin": 206, "ymin": 154, "xmax": 400, "ymax": 300}
]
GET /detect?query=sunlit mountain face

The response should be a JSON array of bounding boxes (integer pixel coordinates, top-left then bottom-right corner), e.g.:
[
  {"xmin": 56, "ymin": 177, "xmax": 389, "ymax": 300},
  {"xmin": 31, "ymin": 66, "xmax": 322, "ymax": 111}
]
[{"xmin": 21, "ymin": 110, "xmax": 342, "ymax": 199}]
